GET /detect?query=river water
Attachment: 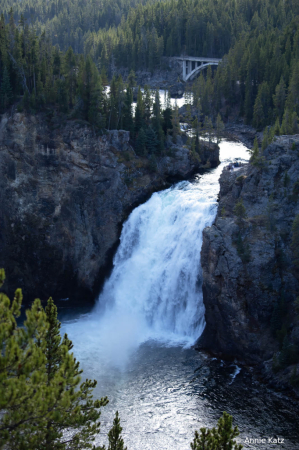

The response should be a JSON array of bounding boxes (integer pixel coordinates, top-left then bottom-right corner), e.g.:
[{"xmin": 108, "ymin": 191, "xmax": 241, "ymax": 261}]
[{"xmin": 61, "ymin": 140, "xmax": 299, "ymax": 449}]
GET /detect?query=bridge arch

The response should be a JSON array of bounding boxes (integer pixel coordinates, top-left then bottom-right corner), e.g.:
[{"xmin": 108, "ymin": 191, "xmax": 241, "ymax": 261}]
[
  {"xmin": 185, "ymin": 62, "xmax": 219, "ymax": 81},
  {"xmin": 173, "ymin": 56, "xmax": 222, "ymax": 81}
]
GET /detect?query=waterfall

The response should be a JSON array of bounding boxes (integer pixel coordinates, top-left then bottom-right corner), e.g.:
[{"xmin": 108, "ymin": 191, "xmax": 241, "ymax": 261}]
[{"xmin": 95, "ymin": 179, "xmax": 217, "ymax": 348}]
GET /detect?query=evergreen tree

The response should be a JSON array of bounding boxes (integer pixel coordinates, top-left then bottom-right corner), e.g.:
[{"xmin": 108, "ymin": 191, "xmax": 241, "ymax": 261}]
[
  {"xmin": 37, "ymin": 298, "xmax": 109, "ymax": 450},
  {"xmin": 89, "ymin": 72, "xmax": 106, "ymax": 130},
  {"xmin": 190, "ymin": 411, "xmax": 242, "ymax": 450},
  {"xmin": 273, "ymin": 77, "xmax": 286, "ymax": 121},
  {"xmin": 0, "ymin": 270, "xmax": 48, "ymax": 450},
  {"xmin": 215, "ymin": 113, "xmax": 224, "ymax": 144},
  {"xmin": 135, "ymin": 127, "xmax": 146, "ymax": 156},
  {"xmin": 281, "ymin": 108, "xmax": 293, "ymax": 135},
  {"xmin": 152, "ymin": 90, "xmax": 164, "ymax": 153},
  {"xmin": 145, "ymin": 126, "xmax": 158, "ymax": 154},
  {"xmin": 0, "ymin": 272, "xmax": 112, "ymax": 450},
  {"xmin": 63, "ymin": 47, "xmax": 77, "ymax": 109},
  {"xmin": 253, "ymin": 92, "xmax": 265, "ymax": 130},
  {"xmin": 249, "ymin": 137, "xmax": 265, "ymax": 168},
  {"xmin": 233, "ymin": 198, "xmax": 247, "ymax": 225},
  {"xmin": 143, "ymin": 85, "xmax": 152, "ymax": 127},
  {"xmin": 122, "ymin": 88, "xmax": 134, "ymax": 135},
  {"xmin": 261, "ymin": 127, "xmax": 270, "ymax": 151},
  {"xmin": 127, "ymin": 70, "xmax": 136, "ymax": 89},
  {"xmin": 171, "ymin": 102, "xmax": 181, "ymax": 144},
  {"xmin": 107, "ymin": 411, "xmax": 127, "ymax": 450},
  {"xmin": 162, "ymin": 107, "xmax": 173, "ymax": 135},
  {"xmin": 0, "ymin": 66, "xmax": 13, "ymax": 111},
  {"xmin": 134, "ymin": 86, "xmax": 144, "ymax": 135},
  {"xmin": 203, "ymin": 116, "xmax": 213, "ymax": 146},
  {"xmin": 107, "ymin": 75, "xmax": 119, "ymax": 130}
]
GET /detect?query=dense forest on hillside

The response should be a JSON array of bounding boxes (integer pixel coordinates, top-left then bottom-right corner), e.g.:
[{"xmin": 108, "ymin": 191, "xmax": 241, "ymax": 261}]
[
  {"xmin": 1, "ymin": 0, "xmax": 150, "ymax": 53},
  {"xmin": 0, "ymin": 13, "xmax": 189, "ymax": 158},
  {"xmin": 1, "ymin": 0, "xmax": 299, "ymax": 133},
  {"xmin": 3, "ymin": 0, "xmax": 299, "ymax": 70},
  {"xmin": 190, "ymin": 15, "xmax": 299, "ymax": 133}
]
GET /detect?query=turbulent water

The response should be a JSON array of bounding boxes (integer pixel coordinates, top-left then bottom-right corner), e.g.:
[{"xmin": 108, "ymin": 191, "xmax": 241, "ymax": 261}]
[
  {"xmin": 94, "ymin": 181, "xmax": 215, "ymax": 346},
  {"xmin": 61, "ymin": 141, "xmax": 299, "ymax": 449}
]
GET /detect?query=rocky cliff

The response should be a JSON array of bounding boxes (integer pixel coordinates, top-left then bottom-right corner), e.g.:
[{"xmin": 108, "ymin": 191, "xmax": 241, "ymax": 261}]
[
  {"xmin": 197, "ymin": 136, "xmax": 299, "ymax": 387},
  {"xmin": 0, "ymin": 112, "xmax": 219, "ymax": 303}
]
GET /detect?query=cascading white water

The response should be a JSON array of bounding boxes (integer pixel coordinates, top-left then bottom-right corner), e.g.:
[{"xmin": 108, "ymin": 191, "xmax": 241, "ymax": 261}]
[{"xmin": 95, "ymin": 180, "xmax": 217, "ymax": 347}]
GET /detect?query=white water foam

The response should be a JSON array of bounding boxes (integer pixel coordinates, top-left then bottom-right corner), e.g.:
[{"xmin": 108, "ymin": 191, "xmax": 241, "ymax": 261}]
[{"xmin": 94, "ymin": 182, "xmax": 217, "ymax": 352}]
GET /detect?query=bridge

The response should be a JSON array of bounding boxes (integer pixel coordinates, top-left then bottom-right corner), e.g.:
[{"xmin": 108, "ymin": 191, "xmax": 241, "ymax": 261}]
[{"xmin": 174, "ymin": 56, "xmax": 222, "ymax": 81}]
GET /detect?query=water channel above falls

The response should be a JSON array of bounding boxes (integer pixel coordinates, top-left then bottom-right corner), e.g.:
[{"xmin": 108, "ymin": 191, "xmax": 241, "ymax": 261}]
[{"xmin": 61, "ymin": 141, "xmax": 299, "ymax": 449}]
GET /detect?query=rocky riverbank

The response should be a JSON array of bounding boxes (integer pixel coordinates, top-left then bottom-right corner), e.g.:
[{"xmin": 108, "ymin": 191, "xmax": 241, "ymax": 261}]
[
  {"xmin": 0, "ymin": 112, "xmax": 219, "ymax": 303},
  {"xmin": 197, "ymin": 135, "xmax": 299, "ymax": 393}
]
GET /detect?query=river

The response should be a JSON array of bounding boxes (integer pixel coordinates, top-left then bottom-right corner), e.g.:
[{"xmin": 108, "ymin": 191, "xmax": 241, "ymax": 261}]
[{"xmin": 60, "ymin": 140, "xmax": 299, "ymax": 449}]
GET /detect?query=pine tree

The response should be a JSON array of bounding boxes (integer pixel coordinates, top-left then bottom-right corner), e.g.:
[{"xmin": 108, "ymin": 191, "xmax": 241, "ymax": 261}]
[
  {"xmin": 249, "ymin": 137, "xmax": 265, "ymax": 168},
  {"xmin": 146, "ymin": 126, "xmax": 158, "ymax": 154},
  {"xmin": 134, "ymin": 86, "xmax": 144, "ymax": 135},
  {"xmin": 252, "ymin": 93, "xmax": 264, "ymax": 130},
  {"xmin": 0, "ymin": 273, "xmax": 111, "ymax": 450},
  {"xmin": 122, "ymin": 88, "xmax": 134, "ymax": 135},
  {"xmin": 152, "ymin": 90, "xmax": 164, "ymax": 153},
  {"xmin": 280, "ymin": 108, "xmax": 293, "ymax": 135},
  {"xmin": 233, "ymin": 198, "xmax": 247, "ymax": 225},
  {"xmin": 0, "ymin": 66, "xmax": 13, "ymax": 111},
  {"xmin": 143, "ymin": 85, "xmax": 152, "ymax": 126},
  {"xmin": 203, "ymin": 116, "xmax": 213, "ymax": 147},
  {"xmin": 273, "ymin": 77, "xmax": 286, "ymax": 121},
  {"xmin": 63, "ymin": 47, "xmax": 77, "ymax": 109},
  {"xmin": 36, "ymin": 298, "xmax": 109, "ymax": 450},
  {"xmin": 190, "ymin": 412, "xmax": 242, "ymax": 450},
  {"xmin": 171, "ymin": 102, "xmax": 181, "ymax": 144},
  {"xmin": 107, "ymin": 411, "xmax": 127, "ymax": 450},
  {"xmin": 215, "ymin": 113, "xmax": 224, "ymax": 144},
  {"xmin": 162, "ymin": 107, "xmax": 173, "ymax": 135},
  {"xmin": 273, "ymin": 117, "xmax": 280, "ymax": 136},
  {"xmin": 127, "ymin": 70, "xmax": 136, "ymax": 89},
  {"xmin": 135, "ymin": 128, "xmax": 146, "ymax": 156},
  {"xmin": 261, "ymin": 127, "xmax": 270, "ymax": 151},
  {"xmin": 0, "ymin": 270, "xmax": 48, "ymax": 450}
]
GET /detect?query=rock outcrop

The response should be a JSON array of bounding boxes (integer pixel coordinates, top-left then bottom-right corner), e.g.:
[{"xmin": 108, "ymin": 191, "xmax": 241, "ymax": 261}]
[
  {"xmin": 0, "ymin": 112, "xmax": 219, "ymax": 303},
  {"xmin": 197, "ymin": 136, "xmax": 299, "ymax": 374}
]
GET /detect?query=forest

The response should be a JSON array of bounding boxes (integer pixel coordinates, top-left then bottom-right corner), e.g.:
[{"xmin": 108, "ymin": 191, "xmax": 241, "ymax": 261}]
[
  {"xmin": 0, "ymin": 0, "xmax": 299, "ymax": 145},
  {"xmin": 1, "ymin": 0, "xmax": 299, "ymax": 139}
]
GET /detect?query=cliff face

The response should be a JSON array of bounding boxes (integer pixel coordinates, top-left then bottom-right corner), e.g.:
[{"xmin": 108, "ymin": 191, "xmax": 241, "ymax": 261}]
[
  {"xmin": 197, "ymin": 136, "xmax": 299, "ymax": 370},
  {"xmin": 0, "ymin": 112, "xmax": 219, "ymax": 303}
]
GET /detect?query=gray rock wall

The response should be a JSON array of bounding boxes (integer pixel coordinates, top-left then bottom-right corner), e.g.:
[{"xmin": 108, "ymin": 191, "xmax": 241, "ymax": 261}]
[{"xmin": 197, "ymin": 137, "xmax": 299, "ymax": 368}]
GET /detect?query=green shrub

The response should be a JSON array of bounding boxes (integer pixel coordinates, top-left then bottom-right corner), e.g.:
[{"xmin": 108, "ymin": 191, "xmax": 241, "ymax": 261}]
[{"xmin": 233, "ymin": 198, "xmax": 247, "ymax": 224}]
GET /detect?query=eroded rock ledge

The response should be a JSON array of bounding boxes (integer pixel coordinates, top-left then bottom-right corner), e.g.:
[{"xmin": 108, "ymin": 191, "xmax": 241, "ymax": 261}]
[
  {"xmin": 197, "ymin": 136, "xmax": 299, "ymax": 377},
  {"xmin": 0, "ymin": 112, "xmax": 219, "ymax": 303}
]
